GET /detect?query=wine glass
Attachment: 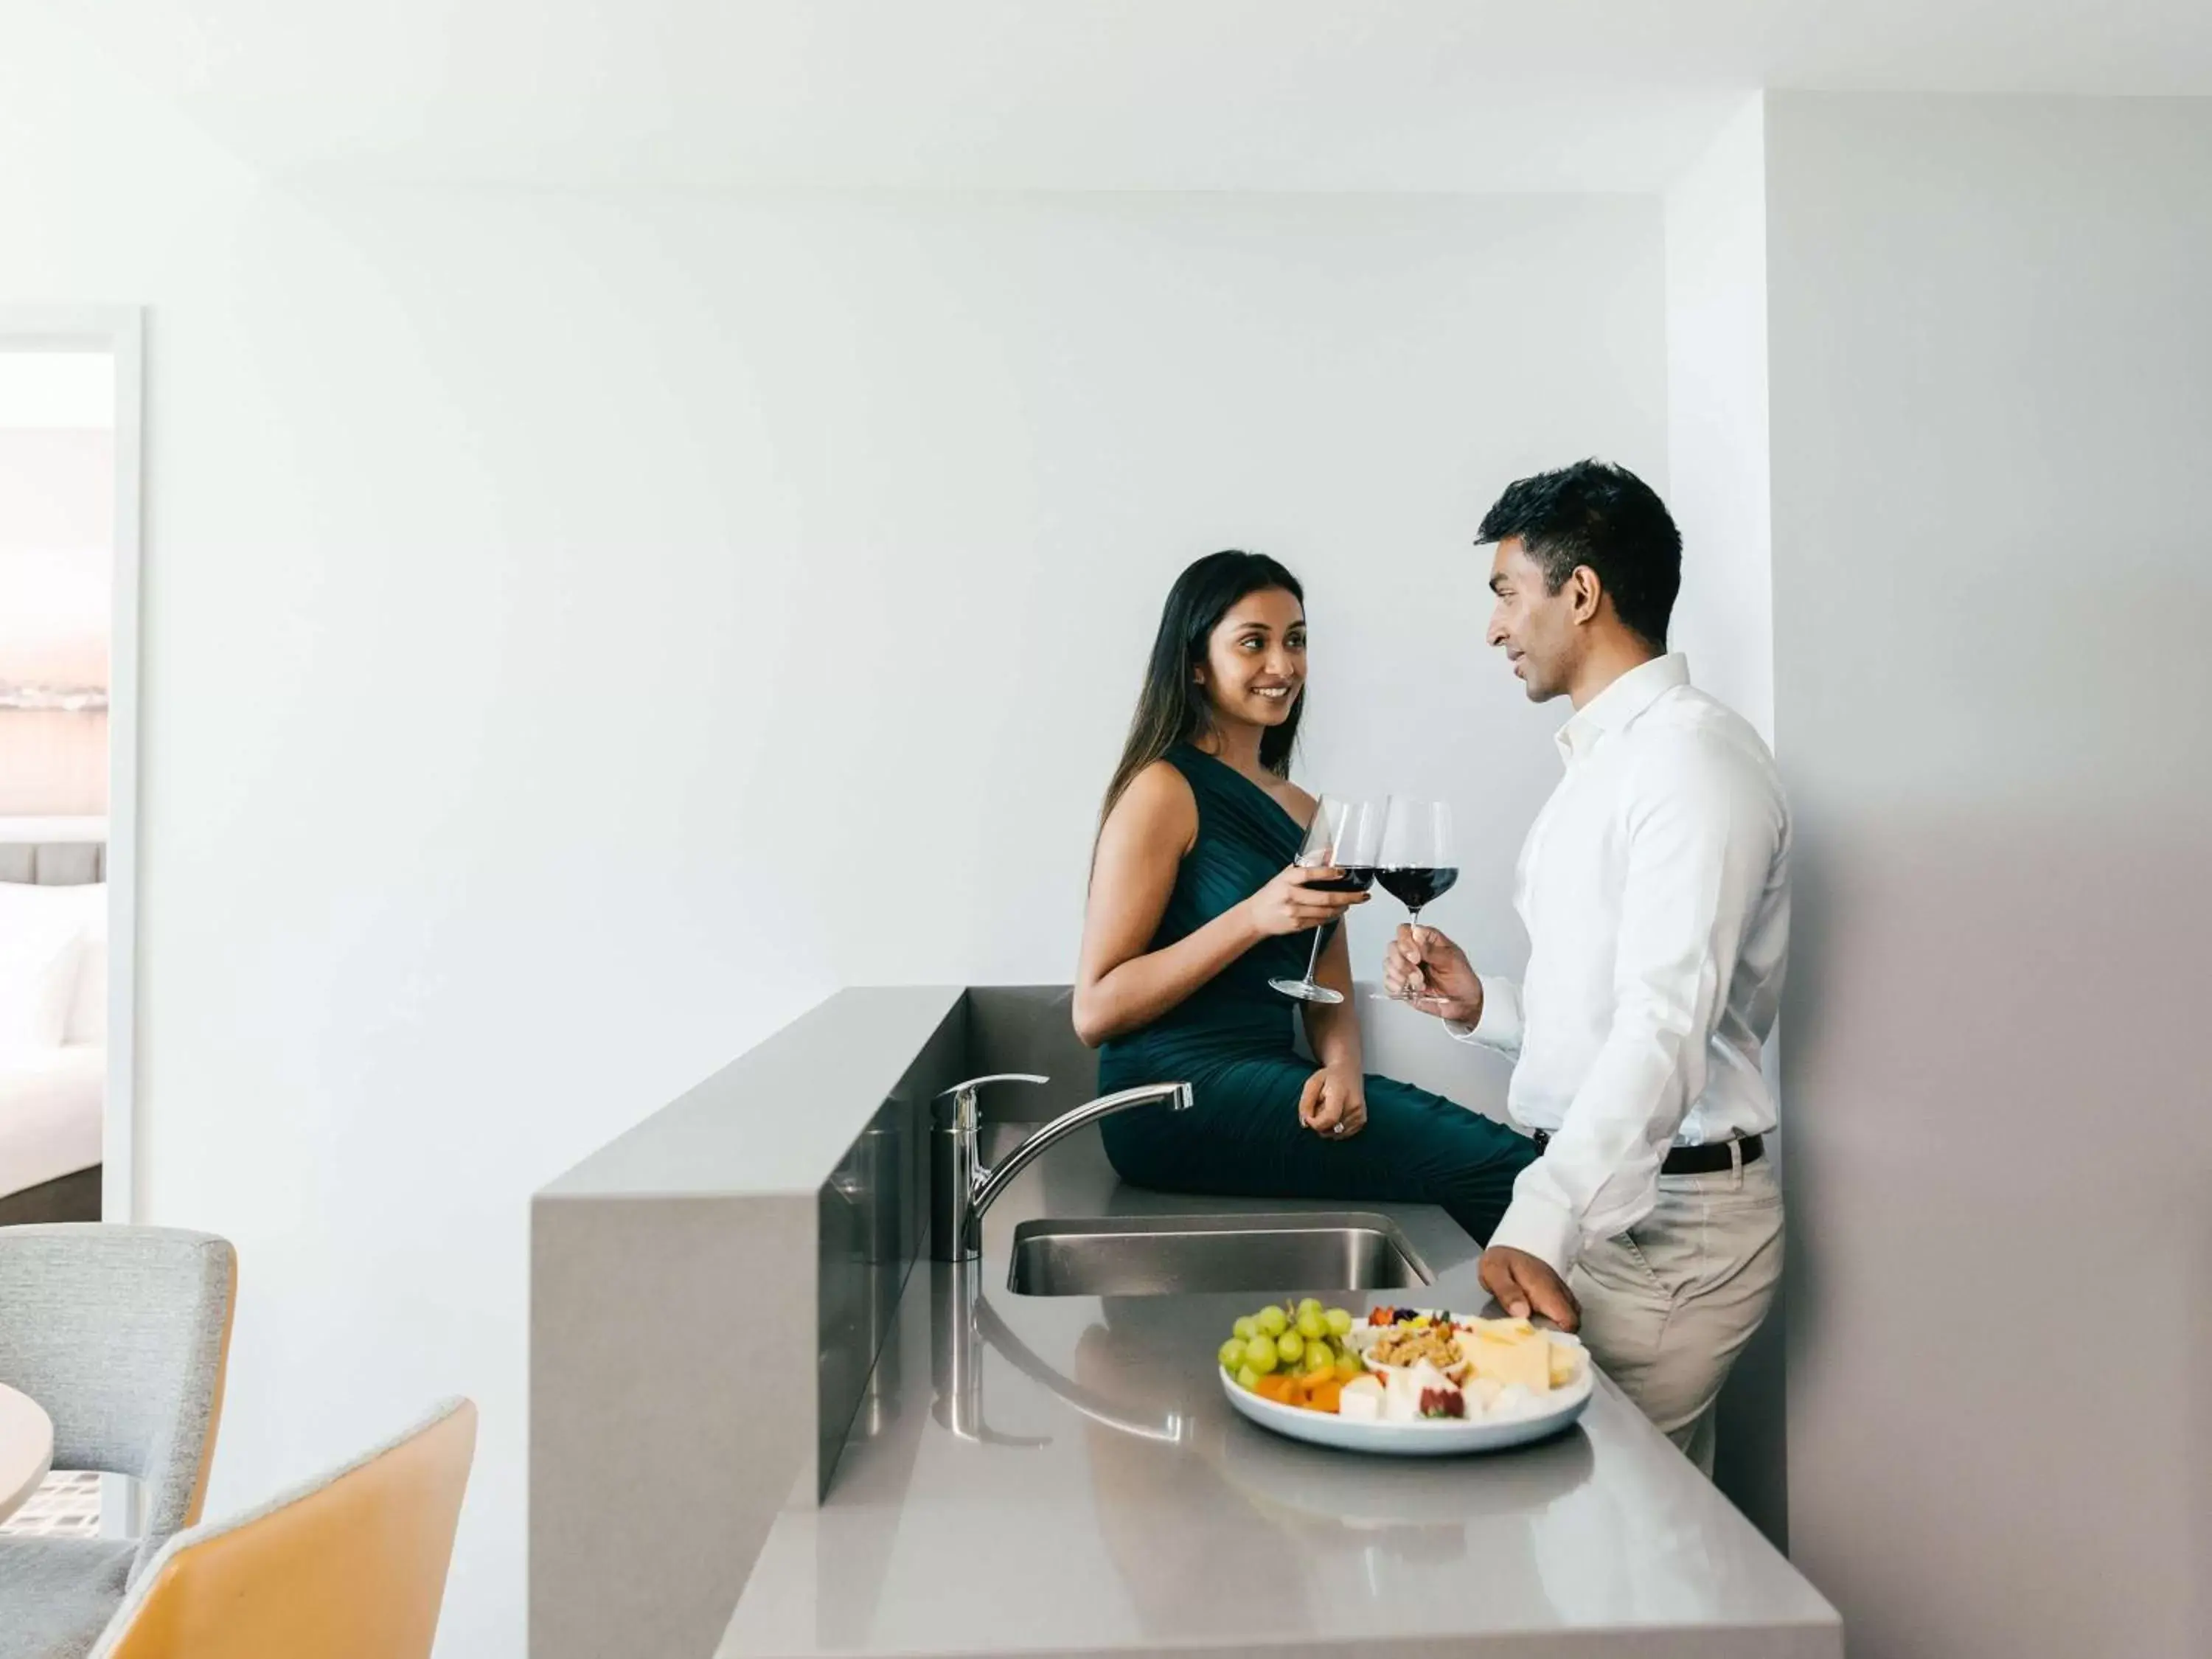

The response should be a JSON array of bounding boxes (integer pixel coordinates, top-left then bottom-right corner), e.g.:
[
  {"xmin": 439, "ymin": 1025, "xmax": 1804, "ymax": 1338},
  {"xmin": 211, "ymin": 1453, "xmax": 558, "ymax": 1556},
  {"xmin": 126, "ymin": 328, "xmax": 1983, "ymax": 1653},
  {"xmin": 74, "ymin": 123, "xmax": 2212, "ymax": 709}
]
[
  {"xmin": 1267, "ymin": 796, "xmax": 1382, "ymax": 1004},
  {"xmin": 1371, "ymin": 797, "xmax": 1461, "ymax": 1004}
]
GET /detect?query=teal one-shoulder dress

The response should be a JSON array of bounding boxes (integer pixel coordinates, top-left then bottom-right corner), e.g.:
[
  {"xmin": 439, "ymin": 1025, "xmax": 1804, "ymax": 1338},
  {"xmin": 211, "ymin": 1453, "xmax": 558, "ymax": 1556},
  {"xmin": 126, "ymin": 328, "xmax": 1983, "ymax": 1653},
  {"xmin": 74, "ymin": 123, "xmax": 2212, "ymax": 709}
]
[{"xmin": 1097, "ymin": 745, "xmax": 1538, "ymax": 1245}]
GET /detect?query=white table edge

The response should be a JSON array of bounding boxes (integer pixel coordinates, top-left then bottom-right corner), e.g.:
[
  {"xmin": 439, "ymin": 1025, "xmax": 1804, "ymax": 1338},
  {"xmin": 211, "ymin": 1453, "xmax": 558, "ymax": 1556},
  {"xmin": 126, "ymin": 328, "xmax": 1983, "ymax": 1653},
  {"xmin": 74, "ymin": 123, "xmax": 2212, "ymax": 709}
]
[{"xmin": 0, "ymin": 1382, "xmax": 56, "ymax": 1526}]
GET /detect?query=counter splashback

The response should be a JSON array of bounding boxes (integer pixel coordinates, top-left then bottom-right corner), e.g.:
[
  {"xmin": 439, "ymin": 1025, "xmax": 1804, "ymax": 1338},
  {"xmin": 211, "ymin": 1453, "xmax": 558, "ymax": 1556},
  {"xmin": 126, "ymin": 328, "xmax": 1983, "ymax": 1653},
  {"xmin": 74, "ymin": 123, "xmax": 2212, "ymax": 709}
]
[{"xmin": 531, "ymin": 985, "xmax": 1102, "ymax": 1659}]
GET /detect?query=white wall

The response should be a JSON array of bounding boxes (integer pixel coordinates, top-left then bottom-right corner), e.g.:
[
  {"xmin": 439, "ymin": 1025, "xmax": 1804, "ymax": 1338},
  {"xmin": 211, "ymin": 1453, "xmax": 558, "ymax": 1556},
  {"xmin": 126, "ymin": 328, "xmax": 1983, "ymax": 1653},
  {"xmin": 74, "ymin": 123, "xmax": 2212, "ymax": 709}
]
[
  {"xmin": 1765, "ymin": 91, "xmax": 2212, "ymax": 1659},
  {"xmin": 1663, "ymin": 94, "xmax": 1773, "ymax": 744},
  {"xmin": 1, "ymin": 60, "xmax": 1667, "ymax": 1646},
  {"xmin": 1658, "ymin": 93, "xmax": 1787, "ymax": 1544}
]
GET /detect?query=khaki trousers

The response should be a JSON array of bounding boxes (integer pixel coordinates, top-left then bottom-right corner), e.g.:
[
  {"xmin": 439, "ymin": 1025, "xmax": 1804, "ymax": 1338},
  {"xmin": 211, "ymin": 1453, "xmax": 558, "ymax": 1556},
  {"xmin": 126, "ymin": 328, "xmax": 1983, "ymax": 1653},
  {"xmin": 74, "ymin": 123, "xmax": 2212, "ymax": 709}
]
[{"xmin": 1568, "ymin": 1152, "xmax": 1784, "ymax": 1475}]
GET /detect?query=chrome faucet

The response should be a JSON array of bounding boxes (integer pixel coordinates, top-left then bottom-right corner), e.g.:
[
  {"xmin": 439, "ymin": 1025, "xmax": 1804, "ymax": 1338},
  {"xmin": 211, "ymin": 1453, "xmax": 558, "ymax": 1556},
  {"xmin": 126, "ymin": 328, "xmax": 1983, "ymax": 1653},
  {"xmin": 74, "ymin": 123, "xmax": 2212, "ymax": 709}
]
[{"xmin": 929, "ymin": 1074, "xmax": 1194, "ymax": 1261}]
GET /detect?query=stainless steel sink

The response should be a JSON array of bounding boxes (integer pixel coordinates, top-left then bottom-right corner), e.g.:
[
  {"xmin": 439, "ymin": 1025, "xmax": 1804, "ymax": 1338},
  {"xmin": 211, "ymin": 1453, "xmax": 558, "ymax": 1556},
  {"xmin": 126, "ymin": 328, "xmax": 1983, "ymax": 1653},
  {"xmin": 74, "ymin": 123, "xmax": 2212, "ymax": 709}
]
[{"xmin": 1006, "ymin": 1211, "xmax": 1433, "ymax": 1297}]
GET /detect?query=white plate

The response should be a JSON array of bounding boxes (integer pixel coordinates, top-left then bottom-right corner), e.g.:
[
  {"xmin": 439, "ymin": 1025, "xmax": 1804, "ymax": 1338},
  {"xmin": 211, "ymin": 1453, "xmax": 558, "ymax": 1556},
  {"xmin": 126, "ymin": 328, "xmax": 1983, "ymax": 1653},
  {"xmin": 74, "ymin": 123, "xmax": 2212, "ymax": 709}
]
[{"xmin": 1219, "ymin": 1337, "xmax": 1593, "ymax": 1456}]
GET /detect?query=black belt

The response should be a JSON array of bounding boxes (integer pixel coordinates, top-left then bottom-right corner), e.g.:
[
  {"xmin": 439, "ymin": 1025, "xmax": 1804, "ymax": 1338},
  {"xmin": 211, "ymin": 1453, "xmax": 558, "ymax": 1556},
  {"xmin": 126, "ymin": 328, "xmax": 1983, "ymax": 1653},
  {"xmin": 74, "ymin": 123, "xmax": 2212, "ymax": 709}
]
[{"xmin": 1531, "ymin": 1129, "xmax": 1764, "ymax": 1177}]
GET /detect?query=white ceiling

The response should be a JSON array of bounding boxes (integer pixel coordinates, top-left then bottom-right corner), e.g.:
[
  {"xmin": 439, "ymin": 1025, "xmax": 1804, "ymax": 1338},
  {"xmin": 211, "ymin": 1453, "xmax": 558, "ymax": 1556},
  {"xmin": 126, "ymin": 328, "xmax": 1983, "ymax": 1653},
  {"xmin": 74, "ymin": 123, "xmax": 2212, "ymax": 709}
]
[{"xmin": 30, "ymin": 1, "xmax": 2212, "ymax": 192}]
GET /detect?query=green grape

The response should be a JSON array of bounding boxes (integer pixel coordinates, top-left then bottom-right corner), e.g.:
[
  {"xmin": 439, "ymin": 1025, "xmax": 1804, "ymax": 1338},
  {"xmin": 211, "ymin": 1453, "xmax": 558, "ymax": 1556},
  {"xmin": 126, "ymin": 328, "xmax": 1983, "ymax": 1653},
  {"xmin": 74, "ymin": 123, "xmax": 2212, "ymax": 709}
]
[
  {"xmin": 1298, "ymin": 1297, "xmax": 1324, "ymax": 1316},
  {"xmin": 1295, "ymin": 1309, "xmax": 1326, "ymax": 1340},
  {"xmin": 1276, "ymin": 1331, "xmax": 1304, "ymax": 1363},
  {"xmin": 1245, "ymin": 1336, "xmax": 1279, "ymax": 1374},
  {"xmin": 1256, "ymin": 1305, "xmax": 1288, "ymax": 1338},
  {"xmin": 1303, "ymin": 1343, "xmax": 1335, "ymax": 1375},
  {"xmin": 1237, "ymin": 1365, "xmax": 1261, "ymax": 1391},
  {"xmin": 1219, "ymin": 1338, "xmax": 1247, "ymax": 1371},
  {"xmin": 1325, "ymin": 1308, "xmax": 1354, "ymax": 1337},
  {"xmin": 1335, "ymin": 1350, "xmax": 1363, "ymax": 1380},
  {"xmin": 1232, "ymin": 1316, "xmax": 1257, "ymax": 1342}
]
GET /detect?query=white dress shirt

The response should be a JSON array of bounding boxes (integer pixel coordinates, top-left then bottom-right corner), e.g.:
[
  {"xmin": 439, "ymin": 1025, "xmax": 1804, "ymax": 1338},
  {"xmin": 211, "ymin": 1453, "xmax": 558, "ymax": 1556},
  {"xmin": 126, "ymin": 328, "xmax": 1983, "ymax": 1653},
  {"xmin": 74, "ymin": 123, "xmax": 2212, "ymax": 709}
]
[{"xmin": 1455, "ymin": 653, "xmax": 1790, "ymax": 1274}]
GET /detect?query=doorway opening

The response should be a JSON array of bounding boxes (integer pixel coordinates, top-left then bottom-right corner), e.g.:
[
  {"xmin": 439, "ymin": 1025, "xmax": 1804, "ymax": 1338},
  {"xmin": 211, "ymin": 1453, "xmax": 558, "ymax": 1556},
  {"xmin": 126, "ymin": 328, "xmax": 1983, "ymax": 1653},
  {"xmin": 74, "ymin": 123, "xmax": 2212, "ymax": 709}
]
[{"xmin": 0, "ymin": 310, "xmax": 142, "ymax": 1543}]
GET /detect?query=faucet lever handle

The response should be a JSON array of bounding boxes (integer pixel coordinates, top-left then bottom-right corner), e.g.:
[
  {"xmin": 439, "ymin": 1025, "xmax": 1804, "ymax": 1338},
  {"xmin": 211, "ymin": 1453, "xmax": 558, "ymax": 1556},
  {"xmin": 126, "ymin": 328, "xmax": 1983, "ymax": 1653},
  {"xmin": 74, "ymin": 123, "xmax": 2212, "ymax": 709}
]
[
  {"xmin": 934, "ymin": 1073, "xmax": 1049, "ymax": 1130},
  {"xmin": 935, "ymin": 1074, "xmax": 1050, "ymax": 1099}
]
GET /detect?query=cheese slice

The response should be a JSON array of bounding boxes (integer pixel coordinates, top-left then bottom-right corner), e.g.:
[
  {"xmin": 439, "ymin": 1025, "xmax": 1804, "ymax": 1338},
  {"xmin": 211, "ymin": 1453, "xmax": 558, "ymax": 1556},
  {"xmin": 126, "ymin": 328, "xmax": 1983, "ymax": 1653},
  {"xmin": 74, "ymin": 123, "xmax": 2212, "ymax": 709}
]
[
  {"xmin": 1338, "ymin": 1376, "xmax": 1385, "ymax": 1422},
  {"xmin": 1458, "ymin": 1321, "xmax": 1552, "ymax": 1393}
]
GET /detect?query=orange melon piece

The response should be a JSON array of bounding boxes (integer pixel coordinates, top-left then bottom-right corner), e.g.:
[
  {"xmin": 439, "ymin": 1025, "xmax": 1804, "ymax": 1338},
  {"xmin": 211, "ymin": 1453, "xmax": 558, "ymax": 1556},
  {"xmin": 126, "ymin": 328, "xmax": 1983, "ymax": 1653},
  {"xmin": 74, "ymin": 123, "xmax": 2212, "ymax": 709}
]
[{"xmin": 1302, "ymin": 1377, "xmax": 1344, "ymax": 1414}]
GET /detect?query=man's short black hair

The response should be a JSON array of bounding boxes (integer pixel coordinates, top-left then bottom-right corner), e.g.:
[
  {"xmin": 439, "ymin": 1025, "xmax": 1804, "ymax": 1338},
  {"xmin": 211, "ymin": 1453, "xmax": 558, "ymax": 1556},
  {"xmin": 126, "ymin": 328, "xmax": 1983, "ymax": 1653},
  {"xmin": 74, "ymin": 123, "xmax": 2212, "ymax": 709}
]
[{"xmin": 1477, "ymin": 459, "xmax": 1682, "ymax": 652}]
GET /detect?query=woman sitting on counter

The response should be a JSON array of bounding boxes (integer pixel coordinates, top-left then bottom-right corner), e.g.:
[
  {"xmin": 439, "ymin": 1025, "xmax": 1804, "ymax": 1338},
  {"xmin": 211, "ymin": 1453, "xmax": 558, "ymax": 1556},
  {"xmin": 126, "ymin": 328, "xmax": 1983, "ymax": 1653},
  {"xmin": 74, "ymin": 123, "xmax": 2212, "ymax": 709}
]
[{"xmin": 1073, "ymin": 551, "xmax": 1536, "ymax": 1244}]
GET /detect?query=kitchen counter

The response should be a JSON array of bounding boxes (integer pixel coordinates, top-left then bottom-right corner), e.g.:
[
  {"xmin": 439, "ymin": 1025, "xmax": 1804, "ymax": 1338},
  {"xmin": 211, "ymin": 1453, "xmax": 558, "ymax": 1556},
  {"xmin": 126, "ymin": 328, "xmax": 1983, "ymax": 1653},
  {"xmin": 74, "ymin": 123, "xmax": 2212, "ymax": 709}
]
[{"xmin": 718, "ymin": 1121, "xmax": 1841, "ymax": 1659}]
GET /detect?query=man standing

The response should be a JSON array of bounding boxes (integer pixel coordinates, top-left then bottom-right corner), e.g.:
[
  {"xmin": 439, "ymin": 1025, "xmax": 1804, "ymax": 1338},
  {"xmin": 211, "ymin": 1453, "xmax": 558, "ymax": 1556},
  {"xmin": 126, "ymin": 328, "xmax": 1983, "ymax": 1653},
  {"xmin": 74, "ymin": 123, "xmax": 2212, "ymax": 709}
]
[{"xmin": 1386, "ymin": 459, "xmax": 1790, "ymax": 1473}]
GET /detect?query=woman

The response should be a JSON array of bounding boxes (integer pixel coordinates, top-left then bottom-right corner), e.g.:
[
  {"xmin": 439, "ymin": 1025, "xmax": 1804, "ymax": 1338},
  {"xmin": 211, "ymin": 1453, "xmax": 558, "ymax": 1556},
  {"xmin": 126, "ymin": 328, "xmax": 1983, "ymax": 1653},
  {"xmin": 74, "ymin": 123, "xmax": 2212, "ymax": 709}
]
[{"xmin": 1074, "ymin": 550, "xmax": 1537, "ymax": 1244}]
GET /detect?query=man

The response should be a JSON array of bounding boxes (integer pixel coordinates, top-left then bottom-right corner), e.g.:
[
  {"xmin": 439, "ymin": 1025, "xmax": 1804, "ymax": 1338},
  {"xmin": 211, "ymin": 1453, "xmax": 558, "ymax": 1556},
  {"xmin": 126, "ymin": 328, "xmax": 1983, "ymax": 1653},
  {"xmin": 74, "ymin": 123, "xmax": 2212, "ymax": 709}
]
[{"xmin": 1385, "ymin": 459, "xmax": 1790, "ymax": 1473}]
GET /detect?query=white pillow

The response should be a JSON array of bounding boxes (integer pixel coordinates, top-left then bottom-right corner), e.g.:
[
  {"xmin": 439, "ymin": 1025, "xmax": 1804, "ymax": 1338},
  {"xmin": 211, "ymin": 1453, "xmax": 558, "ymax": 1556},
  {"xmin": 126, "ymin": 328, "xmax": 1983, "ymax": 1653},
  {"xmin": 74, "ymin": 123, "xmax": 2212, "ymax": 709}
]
[
  {"xmin": 65, "ymin": 883, "xmax": 108, "ymax": 1043},
  {"xmin": 0, "ymin": 881, "xmax": 89, "ymax": 1054}
]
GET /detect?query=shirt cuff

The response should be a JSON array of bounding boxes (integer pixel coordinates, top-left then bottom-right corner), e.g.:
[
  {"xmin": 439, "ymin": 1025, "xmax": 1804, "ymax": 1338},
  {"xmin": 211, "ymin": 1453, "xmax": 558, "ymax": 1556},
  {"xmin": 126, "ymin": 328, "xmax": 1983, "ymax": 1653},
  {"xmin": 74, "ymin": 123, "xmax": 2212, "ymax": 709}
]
[
  {"xmin": 1446, "ymin": 975, "xmax": 1523, "ymax": 1051},
  {"xmin": 1487, "ymin": 1189, "xmax": 1580, "ymax": 1278}
]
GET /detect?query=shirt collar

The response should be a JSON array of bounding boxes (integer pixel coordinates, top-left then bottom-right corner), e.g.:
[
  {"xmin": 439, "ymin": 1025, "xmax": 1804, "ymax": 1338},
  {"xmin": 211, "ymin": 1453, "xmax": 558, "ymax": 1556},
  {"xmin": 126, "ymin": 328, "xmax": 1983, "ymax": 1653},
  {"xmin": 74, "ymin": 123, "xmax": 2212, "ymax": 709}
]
[{"xmin": 1554, "ymin": 652, "xmax": 1690, "ymax": 764}]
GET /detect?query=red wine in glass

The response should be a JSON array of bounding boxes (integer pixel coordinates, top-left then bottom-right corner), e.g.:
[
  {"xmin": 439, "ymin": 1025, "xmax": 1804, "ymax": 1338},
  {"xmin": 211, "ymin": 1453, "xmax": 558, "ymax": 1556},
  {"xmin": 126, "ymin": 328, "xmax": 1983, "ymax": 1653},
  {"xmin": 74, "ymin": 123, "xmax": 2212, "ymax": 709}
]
[
  {"xmin": 1304, "ymin": 869, "xmax": 1378, "ymax": 895},
  {"xmin": 1371, "ymin": 799, "xmax": 1458, "ymax": 1004},
  {"xmin": 1374, "ymin": 866, "xmax": 1458, "ymax": 910}
]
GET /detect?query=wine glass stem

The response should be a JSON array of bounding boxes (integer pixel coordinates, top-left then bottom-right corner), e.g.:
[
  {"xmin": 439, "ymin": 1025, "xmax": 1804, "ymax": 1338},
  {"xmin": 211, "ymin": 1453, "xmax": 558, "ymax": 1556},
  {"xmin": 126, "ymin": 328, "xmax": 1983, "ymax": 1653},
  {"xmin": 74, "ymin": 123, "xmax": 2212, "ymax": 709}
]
[
  {"xmin": 1299, "ymin": 925, "xmax": 1325, "ymax": 987},
  {"xmin": 1402, "ymin": 911, "xmax": 1423, "ymax": 1000}
]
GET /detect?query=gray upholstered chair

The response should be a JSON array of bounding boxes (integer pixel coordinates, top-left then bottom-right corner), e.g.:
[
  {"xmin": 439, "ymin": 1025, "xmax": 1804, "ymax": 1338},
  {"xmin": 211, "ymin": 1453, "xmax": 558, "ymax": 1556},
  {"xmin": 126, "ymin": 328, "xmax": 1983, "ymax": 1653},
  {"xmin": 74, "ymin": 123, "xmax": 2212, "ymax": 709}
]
[{"xmin": 0, "ymin": 1226, "xmax": 237, "ymax": 1659}]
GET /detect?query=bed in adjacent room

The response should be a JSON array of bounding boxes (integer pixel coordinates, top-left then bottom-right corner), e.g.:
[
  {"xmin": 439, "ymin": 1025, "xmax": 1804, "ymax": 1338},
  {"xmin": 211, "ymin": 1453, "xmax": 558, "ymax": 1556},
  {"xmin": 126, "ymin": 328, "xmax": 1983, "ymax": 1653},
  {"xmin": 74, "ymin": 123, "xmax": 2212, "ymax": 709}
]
[{"xmin": 0, "ymin": 840, "xmax": 105, "ymax": 1225}]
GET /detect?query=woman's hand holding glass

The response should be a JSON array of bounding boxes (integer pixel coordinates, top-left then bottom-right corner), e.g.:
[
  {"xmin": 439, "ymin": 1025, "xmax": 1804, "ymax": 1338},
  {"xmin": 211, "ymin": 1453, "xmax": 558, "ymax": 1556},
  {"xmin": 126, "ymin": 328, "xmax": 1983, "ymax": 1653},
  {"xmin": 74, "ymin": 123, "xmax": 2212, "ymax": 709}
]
[
  {"xmin": 1382, "ymin": 922, "xmax": 1484, "ymax": 1025},
  {"xmin": 1267, "ymin": 795, "xmax": 1382, "ymax": 1004},
  {"xmin": 1246, "ymin": 862, "xmax": 1368, "ymax": 939}
]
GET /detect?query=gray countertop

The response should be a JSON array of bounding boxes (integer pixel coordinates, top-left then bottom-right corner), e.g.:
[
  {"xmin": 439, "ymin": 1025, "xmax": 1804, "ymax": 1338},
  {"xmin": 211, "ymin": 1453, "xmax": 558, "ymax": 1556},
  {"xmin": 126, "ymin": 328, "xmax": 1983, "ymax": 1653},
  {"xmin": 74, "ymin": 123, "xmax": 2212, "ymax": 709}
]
[
  {"xmin": 540, "ymin": 986, "xmax": 966, "ymax": 1200},
  {"xmin": 718, "ymin": 1121, "xmax": 1841, "ymax": 1659}
]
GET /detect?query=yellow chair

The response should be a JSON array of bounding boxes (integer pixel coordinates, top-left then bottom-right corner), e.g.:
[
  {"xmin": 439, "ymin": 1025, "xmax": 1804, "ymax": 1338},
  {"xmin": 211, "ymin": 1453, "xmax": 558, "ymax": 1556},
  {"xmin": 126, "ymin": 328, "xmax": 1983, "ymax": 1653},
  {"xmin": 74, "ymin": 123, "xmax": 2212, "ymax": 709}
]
[{"xmin": 86, "ymin": 1398, "xmax": 476, "ymax": 1659}]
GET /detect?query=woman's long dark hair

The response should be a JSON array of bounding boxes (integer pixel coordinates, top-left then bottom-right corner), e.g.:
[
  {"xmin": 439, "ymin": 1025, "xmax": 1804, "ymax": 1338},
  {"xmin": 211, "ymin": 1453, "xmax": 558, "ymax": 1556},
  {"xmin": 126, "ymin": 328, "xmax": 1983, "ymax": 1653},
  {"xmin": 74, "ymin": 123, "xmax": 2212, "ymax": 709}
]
[{"xmin": 1100, "ymin": 550, "xmax": 1306, "ymax": 827}]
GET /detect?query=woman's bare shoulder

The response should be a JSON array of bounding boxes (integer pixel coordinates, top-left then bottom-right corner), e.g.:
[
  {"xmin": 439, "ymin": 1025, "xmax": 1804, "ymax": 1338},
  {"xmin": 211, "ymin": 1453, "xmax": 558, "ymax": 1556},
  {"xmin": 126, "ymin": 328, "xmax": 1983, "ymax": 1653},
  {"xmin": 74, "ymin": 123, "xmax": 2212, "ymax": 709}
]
[
  {"xmin": 1116, "ymin": 758, "xmax": 1199, "ymax": 817},
  {"xmin": 1277, "ymin": 779, "xmax": 1320, "ymax": 825},
  {"xmin": 1104, "ymin": 759, "xmax": 1199, "ymax": 849}
]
